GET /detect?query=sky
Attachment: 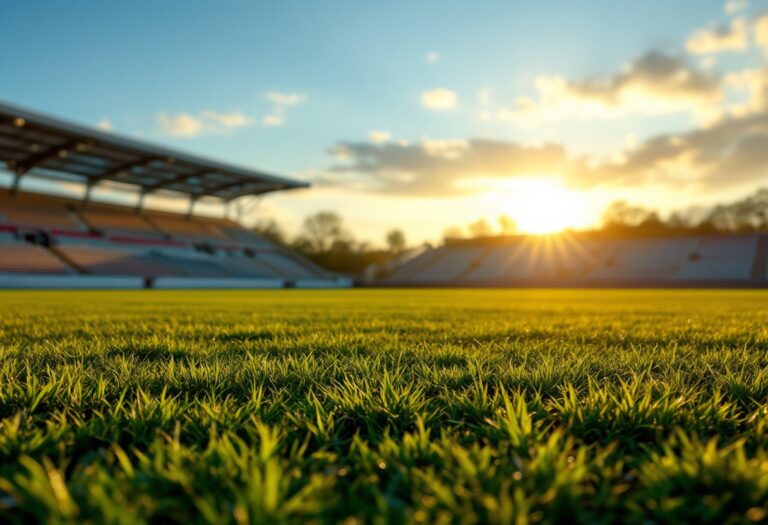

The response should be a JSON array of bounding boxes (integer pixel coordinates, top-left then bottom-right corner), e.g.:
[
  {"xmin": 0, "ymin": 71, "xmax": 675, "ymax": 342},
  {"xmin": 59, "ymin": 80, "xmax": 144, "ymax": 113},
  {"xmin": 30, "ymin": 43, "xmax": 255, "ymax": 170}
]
[{"xmin": 2, "ymin": 0, "xmax": 768, "ymax": 244}]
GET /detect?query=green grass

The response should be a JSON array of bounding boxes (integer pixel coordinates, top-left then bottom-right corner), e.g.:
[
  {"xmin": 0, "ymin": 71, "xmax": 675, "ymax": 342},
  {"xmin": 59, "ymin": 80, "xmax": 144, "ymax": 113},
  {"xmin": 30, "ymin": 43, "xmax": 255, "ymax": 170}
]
[{"xmin": 1, "ymin": 289, "xmax": 768, "ymax": 524}]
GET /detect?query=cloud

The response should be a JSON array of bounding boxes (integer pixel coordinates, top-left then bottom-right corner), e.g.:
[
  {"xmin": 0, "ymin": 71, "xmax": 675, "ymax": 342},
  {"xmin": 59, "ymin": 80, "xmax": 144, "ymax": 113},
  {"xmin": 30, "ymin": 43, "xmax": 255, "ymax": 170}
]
[
  {"xmin": 725, "ymin": 0, "xmax": 748, "ymax": 14},
  {"xmin": 157, "ymin": 110, "xmax": 253, "ymax": 137},
  {"xmin": 498, "ymin": 51, "xmax": 723, "ymax": 123},
  {"xmin": 326, "ymin": 138, "xmax": 573, "ymax": 195},
  {"xmin": 368, "ymin": 130, "xmax": 391, "ymax": 144},
  {"xmin": 700, "ymin": 56, "xmax": 717, "ymax": 70},
  {"xmin": 97, "ymin": 119, "xmax": 112, "ymax": 132},
  {"xmin": 200, "ymin": 111, "xmax": 252, "ymax": 129},
  {"xmin": 421, "ymin": 138, "xmax": 469, "ymax": 160},
  {"xmin": 723, "ymin": 67, "xmax": 768, "ymax": 116},
  {"xmin": 755, "ymin": 14, "xmax": 768, "ymax": 55},
  {"xmin": 426, "ymin": 51, "xmax": 440, "ymax": 64},
  {"xmin": 560, "ymin": 67, "xmax": 768, "ymax": 190},
  {"xmin": 262, "ymin": 114, "xmax": 284, "ymax": 127},
  {"xmin": 265, "ymin": 92, "xmax": 307, "ymax": 108},
  {"xmin": 581, "ymin": 108, "xmax": 768, "ymax": 190},
  {"xmin": 686, "ymin": 18, "xmax": 749, "ymax": 54},
  {"xmin": 261, "ymin": 91, "xmax": 306, "ymax": 127},
  {"xmin": 420, "ymin": 88, "xmax": 458, "ymax": 110},
  {"xmin": 157, "ymin": 112, "xmax": 204, "ymax": 137},
  {"xmin": 478, "ymin": 87, "xmax": 494, "ymax": 106},
  {"xmin": 325, "ymin": 68, "xmax": 768, "ymax": 196}
]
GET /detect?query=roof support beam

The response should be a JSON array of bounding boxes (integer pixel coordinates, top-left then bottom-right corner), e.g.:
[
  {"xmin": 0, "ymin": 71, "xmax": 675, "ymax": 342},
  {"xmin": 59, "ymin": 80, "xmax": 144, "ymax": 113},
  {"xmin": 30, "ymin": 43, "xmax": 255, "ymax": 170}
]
[
  {"xmin": 209, "ymin": 179, "xmax": 278, "ymax": 200},
  {"xmin": 90, "ymin": 156, "xmax": 158, "ymax": 185},
  {"xmin": 13, "ymin": 139, "xmax": 81, "ymax": 176},
  {"xmin": 142, "ymin": 168, "xmax": 211, "ymax": 193},
  {"xmin": 0, "ymin": 102, "xmax": 306, "ymax": 202}
]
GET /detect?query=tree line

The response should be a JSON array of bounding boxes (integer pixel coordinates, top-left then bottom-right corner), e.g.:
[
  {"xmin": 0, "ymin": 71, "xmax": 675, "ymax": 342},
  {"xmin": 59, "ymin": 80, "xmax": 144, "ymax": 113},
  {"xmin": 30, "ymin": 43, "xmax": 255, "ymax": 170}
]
[
  {"xmin": 443, "ymin": 187, "xmax": 768, "ymax": 239},
  {"xmin": 252, "ymin": 212, "xmax": 407, "ymax": 276},
  {"xmin": 600, "ymin": 187, "xmax": 768, "ymax": 235}
]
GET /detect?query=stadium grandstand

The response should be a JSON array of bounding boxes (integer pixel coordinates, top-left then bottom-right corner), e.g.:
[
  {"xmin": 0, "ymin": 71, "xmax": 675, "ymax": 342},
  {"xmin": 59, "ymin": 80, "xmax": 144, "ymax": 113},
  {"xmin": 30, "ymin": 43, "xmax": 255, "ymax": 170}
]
[
  {"xmin": 386, "ymin": 232, "xmax": 768, "ymax": 287},
  {"xmin": 0, "ymin": 102, "xmax": 351, "ymax": 289}
]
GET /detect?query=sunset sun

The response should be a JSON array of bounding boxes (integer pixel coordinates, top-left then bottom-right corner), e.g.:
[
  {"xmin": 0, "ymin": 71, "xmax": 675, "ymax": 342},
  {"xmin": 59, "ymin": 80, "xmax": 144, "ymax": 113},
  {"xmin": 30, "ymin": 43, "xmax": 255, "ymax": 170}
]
[{"xmin": 502, "ymin": 179, "xmax": 592, "ymax": 235}]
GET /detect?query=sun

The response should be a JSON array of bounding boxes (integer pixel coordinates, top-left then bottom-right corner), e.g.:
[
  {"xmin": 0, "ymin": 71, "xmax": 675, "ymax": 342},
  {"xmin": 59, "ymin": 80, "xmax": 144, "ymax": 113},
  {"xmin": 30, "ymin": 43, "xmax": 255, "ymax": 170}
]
[{"xmin": 508, "ymin": 179, "xmax": 590, "ymax": 234}]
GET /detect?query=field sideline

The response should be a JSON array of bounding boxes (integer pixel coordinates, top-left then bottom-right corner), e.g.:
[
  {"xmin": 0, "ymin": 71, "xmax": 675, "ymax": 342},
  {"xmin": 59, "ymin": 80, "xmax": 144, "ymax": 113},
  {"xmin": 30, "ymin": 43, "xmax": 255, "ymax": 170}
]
[{"xmin": 1, "ymin": 289, "xmax": 767, "ymax": 524}]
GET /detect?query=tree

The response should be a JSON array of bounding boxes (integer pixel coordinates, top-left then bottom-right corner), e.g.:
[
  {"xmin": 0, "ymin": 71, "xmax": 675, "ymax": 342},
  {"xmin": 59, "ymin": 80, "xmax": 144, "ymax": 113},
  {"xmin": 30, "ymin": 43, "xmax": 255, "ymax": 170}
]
[
  {"xmin": 666, "ymin": 212, "xmax": 693, "ymax": 229},
  {"xmin": 468, "ymin": 219, "xmax": 492, "ymax": 238},
  {"xmin": 386, "ymin": 229, "xmax": 406, "ymax": 255},
  {"xmin": 704, "ymin": 188, "xmax": 768, "ymax": 232},
  {"xmin": 442, "ymin": 226, "xmax": 464, "ymax": 241},
  {"xmin": 498, "ymin": 215, "xmax": 517, "ymax": 235},
  {"xmin": 601, "ymin": 201, "xmax": 654, "ymax": 229},
  {"xmin": 297, "ymin": 211, "xmax": 349, "ymax": 253},
  {"xmin": 251, "ymin": 218, "xmax": 286, "ymax": 245}
]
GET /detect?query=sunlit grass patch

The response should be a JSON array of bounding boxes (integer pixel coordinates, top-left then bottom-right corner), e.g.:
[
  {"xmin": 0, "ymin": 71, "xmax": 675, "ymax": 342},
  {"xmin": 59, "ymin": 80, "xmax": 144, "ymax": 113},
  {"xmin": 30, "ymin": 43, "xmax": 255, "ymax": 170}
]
[{"xmin": 0, "ymin": 289, "xmax": 767, "ymax": 524}]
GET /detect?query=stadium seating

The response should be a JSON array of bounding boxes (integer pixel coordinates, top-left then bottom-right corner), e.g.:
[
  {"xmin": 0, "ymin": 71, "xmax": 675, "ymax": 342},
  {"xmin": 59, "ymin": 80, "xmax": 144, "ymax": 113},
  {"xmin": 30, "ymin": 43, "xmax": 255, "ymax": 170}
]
[
  {"xmin": 0, "ymin": 192, "xmax": 83, "ymax": 230},
  {"xmin": 0, "ymin": 239, "xmax": 71, "ymax": 274},
  {"xmin": 675, "ymin": 236, "xmax": 757, "ymax": 280},
  {"xmin": 587, "ymin": 238, "xmax": 693, "ymax": 280},
  {"xmin": 217, "ymin": 226, "xmax": 274, "ymax": 247},
  {"xmin": 386, "ymin": 246, "xmax": 450, "ymax": 282},
  {"xmin": 77, "ymin": 204, "xmax": 162, "ymax": 237},
  {"xmin": 407, "ymin": 247, "xmax": 488, "ymax": 282},
  {"xmin": 54, "ymin": 244, "xmax": 179, "ymax": 277},
  {"xmin": 0, "ymin": 189, "xmax": 344, "ymax": 288},
  {"xmin": 142, "ymin": 212, "xmax": 230, "ymax": 241},
  {"xmin": 387, "ymin": 233, "xmax": 768, "ymax": 286},
  {"xmin": 210, "ymin": 254, "xmax": 284, "ymax": 279},
  {"xmin": 256, "ymin": 252, "xmax": 324, "ymax": 279}
]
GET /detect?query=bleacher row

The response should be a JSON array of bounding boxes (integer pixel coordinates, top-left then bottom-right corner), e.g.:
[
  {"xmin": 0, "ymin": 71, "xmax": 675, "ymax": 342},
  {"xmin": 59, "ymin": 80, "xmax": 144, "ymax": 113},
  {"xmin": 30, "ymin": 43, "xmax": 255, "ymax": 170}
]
[
  {"xmin": 0, "ymin": 190, "xmax": 350, "ymax": 288},
  {"xmin": 387, "ymin": 234, "xmax": 768, "ymax": 286}
]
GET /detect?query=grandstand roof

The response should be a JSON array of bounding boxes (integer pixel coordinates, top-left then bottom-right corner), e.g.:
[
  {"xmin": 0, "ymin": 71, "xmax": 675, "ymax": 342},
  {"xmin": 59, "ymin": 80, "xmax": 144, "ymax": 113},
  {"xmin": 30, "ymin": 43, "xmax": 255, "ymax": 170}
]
[{"xmin": 0, "ymin": 101, "xmax": 308, "ymax": 201}]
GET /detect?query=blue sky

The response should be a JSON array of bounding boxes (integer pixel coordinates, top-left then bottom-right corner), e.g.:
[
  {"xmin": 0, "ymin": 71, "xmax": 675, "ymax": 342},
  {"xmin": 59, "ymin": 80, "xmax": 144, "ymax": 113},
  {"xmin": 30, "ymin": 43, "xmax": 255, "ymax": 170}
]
[{"xmin": 3, "ymin": 0, "xmax": 768, "ymax": 242}]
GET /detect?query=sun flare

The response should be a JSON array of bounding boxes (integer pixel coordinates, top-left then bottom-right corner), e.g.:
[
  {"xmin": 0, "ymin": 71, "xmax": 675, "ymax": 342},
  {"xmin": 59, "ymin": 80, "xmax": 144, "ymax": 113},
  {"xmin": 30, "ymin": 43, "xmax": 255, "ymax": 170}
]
[{"xmin": 500, "ymin": 179, "xmax": 593, "ymax": 235}]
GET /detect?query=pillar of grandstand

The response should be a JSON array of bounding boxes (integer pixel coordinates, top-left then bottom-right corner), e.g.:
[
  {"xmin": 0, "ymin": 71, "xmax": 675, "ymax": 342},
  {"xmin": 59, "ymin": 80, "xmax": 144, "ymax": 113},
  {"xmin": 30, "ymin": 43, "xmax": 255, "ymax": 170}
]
[{"xmin": 0, "ymin": 101, "xmax": 351, "ymax": 288}]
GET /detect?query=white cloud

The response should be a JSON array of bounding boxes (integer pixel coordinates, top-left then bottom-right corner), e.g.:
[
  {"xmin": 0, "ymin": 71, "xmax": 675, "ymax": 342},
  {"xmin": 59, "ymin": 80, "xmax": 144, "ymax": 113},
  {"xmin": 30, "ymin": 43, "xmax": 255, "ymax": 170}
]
[
  {"xmin": 157, "ymin": 112, "xmax": 204, "ymax": 137},
  {"xmin": 157, "ymin": 110, "xmax": 254, "ymax": 137},
  {"xmin": 478, "ymin": 87, "xmax": 494, "ymax": 106},
  {"xmin": 723, "ymin": 67, "xmax": 768, "ymax": 116},
  {"xmin": 326, "ymin": 138, "xmax": 570, "ymax": 195},
  {"xmin": 261, "ymin": 92, "xmax": 306, "ymax": 127},
  {"xmin": 200, "ymin": 111, "xmax": 252, "ymax": 129},
  {"xmin": 700, "ymin": 57, "xmax": 717, "ymax": 70},
  {"xmin": 755, "ymin": 14, "xmax": 768, "ymax": 55},
  {"xmin": 725, "ymin": 0, "xmax": 748, "ymax": 14},
  {"xmin": 265, "ymin": 92, "xmax": 307, "ymax": 107},
  {"xmin": 421, "ymin": 138, "xmax": 469, "ymax": 160},
  {"xmin": 686, "ymin": 18, "xmax": 749, "ymax": 54},
  {"xmin": 368, "ymin": 130, "xmax": 392, "ymax": 144},
  {"xmin": 97, "ymin": 119, "xmax": 112, "ymax": 131},
  {"xmin": 496, "ymin": 51, "xmax": 722, "ymax": 124},
  {"xmin": 262, "ymin": 114, "xmax": 284, "ymax": 127},
  {"xmin": 426, "ymin": 51, "xmax": 440, "ymax": 64},
  {"xmin": 420, "ymin": 88, "xmax": 458, "ymax": 110}
]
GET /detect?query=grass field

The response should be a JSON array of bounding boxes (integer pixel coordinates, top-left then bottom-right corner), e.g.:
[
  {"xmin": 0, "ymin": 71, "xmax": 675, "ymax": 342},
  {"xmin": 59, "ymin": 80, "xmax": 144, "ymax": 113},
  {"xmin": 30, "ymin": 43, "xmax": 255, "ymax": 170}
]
[{"xmin": 1, "ymin": 289, "xmax": 767, "ymax": 524}]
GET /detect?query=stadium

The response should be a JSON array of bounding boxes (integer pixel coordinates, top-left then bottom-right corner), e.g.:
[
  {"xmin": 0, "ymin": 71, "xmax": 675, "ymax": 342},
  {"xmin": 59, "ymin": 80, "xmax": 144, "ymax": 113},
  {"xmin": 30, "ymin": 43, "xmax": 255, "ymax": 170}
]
[
  {"xmin": 2, "ymin": 101, "xmax": 766, "ymax": 289},
  {"xmin": 0, "ymin": 102, "xmax": 350, "ymax": 290},
  {"xmin": 2, "ymin": 2, "xmax": 768, "ymax": 525}
]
